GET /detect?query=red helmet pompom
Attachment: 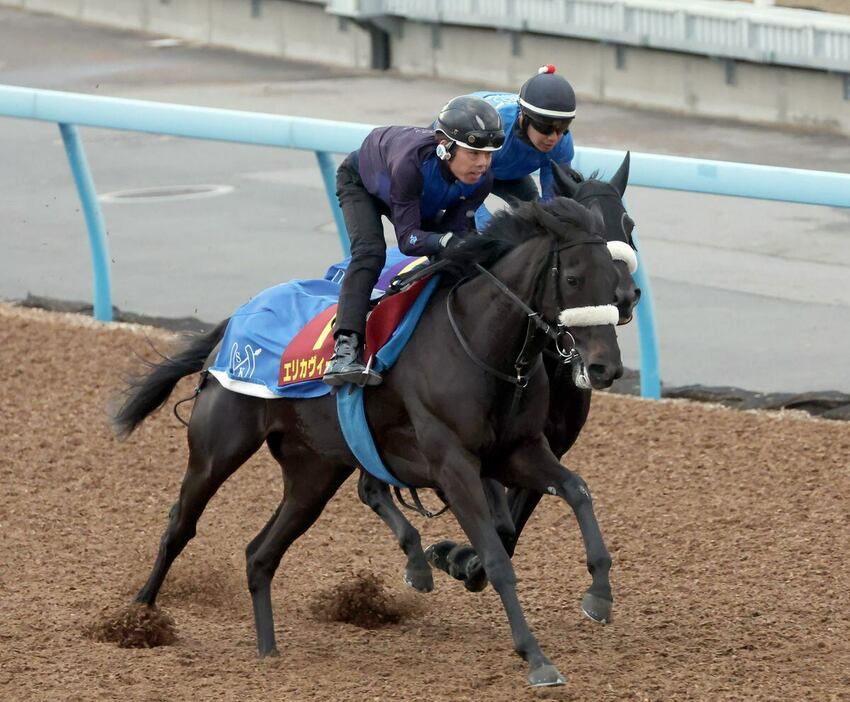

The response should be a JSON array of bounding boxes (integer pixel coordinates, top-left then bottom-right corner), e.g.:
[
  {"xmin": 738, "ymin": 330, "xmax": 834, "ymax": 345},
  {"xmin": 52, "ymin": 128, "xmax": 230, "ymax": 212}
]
[{"xmin": 538, "ymin": 64, "xmax": 556, "ymax": 74}]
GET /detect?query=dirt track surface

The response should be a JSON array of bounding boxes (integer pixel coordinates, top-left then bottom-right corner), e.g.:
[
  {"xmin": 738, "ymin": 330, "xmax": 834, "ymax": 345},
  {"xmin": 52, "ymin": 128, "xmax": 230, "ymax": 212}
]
[{"xmin": 1, "ymin": 303, "xmax": 848, "ymax": 701}]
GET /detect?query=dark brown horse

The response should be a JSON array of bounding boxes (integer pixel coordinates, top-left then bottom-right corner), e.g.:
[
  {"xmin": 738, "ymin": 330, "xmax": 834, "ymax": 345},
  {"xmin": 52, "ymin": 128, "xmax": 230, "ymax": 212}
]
[
  {"xmin": 358, "ymin": 155, "xmax": 639, "ymax": 612},
  {"xmin": 115, "ymin": 197, "xmax": 623, "ymax": 687}
]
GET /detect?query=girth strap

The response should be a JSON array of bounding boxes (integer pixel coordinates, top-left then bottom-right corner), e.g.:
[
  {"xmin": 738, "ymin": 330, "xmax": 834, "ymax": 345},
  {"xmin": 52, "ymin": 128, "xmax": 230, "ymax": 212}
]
[{"xmin": 393, "ymin": 486, "xmax": 450, "ymax": 519}]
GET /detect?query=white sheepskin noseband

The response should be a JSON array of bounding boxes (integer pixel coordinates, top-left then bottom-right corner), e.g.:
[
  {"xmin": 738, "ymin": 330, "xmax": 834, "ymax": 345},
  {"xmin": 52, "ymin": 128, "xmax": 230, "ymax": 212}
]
[
  {"xmin": 607, "ymin": 241, "xmax": 638, "ymax": 274},
  {"xmin": 558, "ymin": 305, "xmax": 619, "ymax": 327}
]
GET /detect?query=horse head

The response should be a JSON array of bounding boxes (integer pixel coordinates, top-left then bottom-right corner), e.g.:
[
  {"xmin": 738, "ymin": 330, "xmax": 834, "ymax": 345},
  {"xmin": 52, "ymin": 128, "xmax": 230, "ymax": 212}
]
[
  {"xmin": 494, "ymin": 199, "xmax": 624, "ymax": 390},
  {"xmin": 551, "ymin": 153, "xmax": 641, "ymax": 324}
]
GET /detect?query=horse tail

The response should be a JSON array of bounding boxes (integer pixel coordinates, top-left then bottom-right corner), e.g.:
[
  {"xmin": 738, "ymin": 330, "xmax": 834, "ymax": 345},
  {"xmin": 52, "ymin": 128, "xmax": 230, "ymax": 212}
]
[{"xmin": 113, "ymin": 319, "xmax": 229, "ymax": 439}]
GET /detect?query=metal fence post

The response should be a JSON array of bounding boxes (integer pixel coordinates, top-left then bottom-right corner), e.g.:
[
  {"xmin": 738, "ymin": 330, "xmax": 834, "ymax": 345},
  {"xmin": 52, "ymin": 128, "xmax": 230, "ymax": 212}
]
[
  {"xmin": 629, "ymin": 228, "xmax": 661, "ymax": 399},
  {"xmin": 58, "ymin": 123, "xmax": 113, "ymax": 321},
  {"xmin": 315, "ymin": 151, "xmax": 350, "ymax": 255}
]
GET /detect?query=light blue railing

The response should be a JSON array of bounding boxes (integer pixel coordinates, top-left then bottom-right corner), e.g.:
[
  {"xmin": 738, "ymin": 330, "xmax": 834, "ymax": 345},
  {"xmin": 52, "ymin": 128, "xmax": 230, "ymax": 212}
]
[{"xmin": 3, "ymin": 84, "xmax": 850, "ymax": 398}]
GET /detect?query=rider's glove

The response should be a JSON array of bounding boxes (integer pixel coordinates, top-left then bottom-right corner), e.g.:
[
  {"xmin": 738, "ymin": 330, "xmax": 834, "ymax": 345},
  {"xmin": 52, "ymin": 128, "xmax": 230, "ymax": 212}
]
[{"xmin": 439, "ymin": 232, "xmax": 465, "ymax": 251}]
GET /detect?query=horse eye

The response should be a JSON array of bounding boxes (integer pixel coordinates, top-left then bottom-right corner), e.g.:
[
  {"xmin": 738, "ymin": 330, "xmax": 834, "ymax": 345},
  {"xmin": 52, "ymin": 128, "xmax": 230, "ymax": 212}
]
[{"xmin": 565, "ymin": 276, "xmax": 579, "ymax": 287}]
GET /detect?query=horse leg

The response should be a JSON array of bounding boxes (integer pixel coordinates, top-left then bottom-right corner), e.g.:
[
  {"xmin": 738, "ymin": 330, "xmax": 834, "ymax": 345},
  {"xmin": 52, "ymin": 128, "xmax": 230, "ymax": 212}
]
[
  {"xmin": 506, "ymin": 487, "xmax": 543, "ymax": 553},
  {"xmin": 356, "ymin": 472, "xmax": 433, "ymax": 593},
  {"xmin": 135, "ymin": 386, "xmax": 267, "ymax": 607},
  {"xmin": 426, "ymin": 477, "xmax": 515, "ymax": 593},
  {"xmin": 435, "ymin": 453, "xmax": 565, "ymax": 687},
  {"xmin": 496, "ymin": 436, "xmax": 614, "ymax": 624},
  {"xmin": 246, "ymin": 443, "xmax": 352, "ymax": 657}
]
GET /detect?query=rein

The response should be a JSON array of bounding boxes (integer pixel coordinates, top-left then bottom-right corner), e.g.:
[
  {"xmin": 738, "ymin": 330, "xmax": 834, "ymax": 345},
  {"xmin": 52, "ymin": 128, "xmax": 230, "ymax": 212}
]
[{"xmin": 446, "ymin": 236, "xmax": 606, "ymax": 415}]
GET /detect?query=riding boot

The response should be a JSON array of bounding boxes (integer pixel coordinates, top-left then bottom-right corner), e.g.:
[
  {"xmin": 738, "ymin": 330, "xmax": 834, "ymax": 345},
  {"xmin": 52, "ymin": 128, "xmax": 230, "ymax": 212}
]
[{"xmin": 323, "ymin": 332, "xmax": 382, "ymax": 387}]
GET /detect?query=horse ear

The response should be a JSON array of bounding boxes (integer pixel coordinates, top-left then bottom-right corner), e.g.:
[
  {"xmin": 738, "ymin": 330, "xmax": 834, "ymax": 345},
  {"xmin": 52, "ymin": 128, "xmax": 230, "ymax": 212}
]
[
  {"xmin": 551, "ymin": 160, "xmax": 580, "ymax": 199},
  {"xmin": 589, "ymin": 201, "xmax": 605, "ymax": 233},
  {"xmin": 533, "ymin": 203, "xmax": 563, "ymax": 234},
  {"xmin": 610, "ymin": 151, "xmax": 630, "ymax": 197}
]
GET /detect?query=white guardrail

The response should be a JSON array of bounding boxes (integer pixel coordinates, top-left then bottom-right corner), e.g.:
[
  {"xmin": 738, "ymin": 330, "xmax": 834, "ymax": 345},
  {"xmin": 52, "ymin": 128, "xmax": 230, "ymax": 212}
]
[{"xmin": 324, "ymin": 0, "xmax": 850, "ymax": 73}]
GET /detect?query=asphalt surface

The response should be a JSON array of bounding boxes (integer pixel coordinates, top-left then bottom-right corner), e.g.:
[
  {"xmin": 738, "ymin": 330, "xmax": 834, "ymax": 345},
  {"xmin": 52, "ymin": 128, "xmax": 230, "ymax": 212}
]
[{"xmin": 1, "ymin": 7, "xmax": 849, "ymax": 393}]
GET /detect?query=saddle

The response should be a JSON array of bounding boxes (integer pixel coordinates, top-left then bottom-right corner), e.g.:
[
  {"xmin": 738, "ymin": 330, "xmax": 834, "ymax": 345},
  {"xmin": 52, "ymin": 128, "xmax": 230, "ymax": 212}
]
[{"xmin": 383, "ymin": 256, "xmax": 449, "ymax": 296}]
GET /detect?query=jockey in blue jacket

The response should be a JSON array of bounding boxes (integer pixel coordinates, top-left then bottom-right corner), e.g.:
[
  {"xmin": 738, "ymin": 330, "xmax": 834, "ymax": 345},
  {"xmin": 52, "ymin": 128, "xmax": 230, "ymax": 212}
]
[
  {"xmin": 470, "ymin": 64, "xmax": 577, "ymax": 230},
  {"xmin": 323, "ymin": 95, "xmax": 504, "ymax": 387}
]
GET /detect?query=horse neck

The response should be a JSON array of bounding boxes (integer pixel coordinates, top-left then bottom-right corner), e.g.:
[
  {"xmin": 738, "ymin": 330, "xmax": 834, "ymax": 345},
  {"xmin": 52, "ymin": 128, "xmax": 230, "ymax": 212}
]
[{"xmin": 450, "ymin": 237, "xmax": 550, "ymax": 364}]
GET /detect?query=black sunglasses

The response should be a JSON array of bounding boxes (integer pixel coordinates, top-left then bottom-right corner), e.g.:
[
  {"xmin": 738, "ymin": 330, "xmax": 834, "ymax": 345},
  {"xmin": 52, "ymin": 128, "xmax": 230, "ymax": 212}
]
[{"xmin": 528, "ymin": 117, "xmax": 573, "ymax": 136}]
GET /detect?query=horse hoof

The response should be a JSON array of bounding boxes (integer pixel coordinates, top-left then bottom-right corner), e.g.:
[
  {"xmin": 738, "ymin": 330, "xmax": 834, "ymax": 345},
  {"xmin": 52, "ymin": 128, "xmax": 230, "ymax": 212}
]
[
  {"xmin": 258, "ymin": 646, "xmax": 280, "ymax": 658},
  {"xmin": 424, "ymin": 541, "xmax": 456, "ymax": 574},
  {"xmin": 403, "ymin": 568, "xmax": 434, "ymax": 593},
  {"xmin": 463, "ymin": 557, "xmax": 488, "ymax": 593},
  {"xmin": 528, "ymin": 663, "xmax": 566, "ymax": 687},
  {"xmin": 581, "ymin": 592, "xmax": 613, "ymax": 624}
]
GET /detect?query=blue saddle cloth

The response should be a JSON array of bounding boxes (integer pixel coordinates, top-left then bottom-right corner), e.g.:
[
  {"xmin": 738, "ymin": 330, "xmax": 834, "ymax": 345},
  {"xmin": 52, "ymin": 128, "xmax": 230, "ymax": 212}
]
[
  {"xmin": 208, "ymin": 279, "xmax": 340, "ymax": 399},
  {"xmin": 208, "ymin": 271, "xmax": 439, "ymax": 488}
]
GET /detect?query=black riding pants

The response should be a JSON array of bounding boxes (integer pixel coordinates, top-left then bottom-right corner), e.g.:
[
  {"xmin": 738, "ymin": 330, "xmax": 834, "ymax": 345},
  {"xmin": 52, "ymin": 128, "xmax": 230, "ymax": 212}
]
[
  {"xmin": 491, "ymin": 175, "xmax": 540, "ymax": 206},
  {"xmin": 335, "ymin": 156, "xmax": 388, "ymax": 337}
]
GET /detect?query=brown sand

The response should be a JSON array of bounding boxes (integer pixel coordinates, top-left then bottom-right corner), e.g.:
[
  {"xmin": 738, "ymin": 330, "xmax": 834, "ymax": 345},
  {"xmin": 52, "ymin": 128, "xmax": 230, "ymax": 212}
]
[{"xmin": 1, "ymin": 303, "xmax": 848, "ymax": 701}]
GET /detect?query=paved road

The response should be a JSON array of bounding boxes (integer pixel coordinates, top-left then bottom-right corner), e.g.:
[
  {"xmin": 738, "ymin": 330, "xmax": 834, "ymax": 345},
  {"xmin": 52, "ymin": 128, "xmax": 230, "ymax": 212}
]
[{"xmin": 1, "ymin": 8, "xmax": 848, "ymax": 393}]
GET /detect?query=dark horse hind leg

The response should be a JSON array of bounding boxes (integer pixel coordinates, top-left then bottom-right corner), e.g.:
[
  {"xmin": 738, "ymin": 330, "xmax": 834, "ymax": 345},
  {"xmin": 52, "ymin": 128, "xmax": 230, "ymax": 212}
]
[
  {"xmin": 357, "ymin": 472, "xmax": 433, "ymax": 593},
  {"xmin": 246, "ymin": 439, "xmax": 352, "ymax": 658},
  {"xmin": 135, "ymin": 385, "xmax": 267, "ymax": 607}
]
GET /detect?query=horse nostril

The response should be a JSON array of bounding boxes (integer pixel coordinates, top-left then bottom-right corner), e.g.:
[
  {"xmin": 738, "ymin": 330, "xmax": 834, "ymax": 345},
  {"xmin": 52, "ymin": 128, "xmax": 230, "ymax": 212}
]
[
  {"xmin": 588, "ymin": 363, "xmax": 613, "ymax": 387},
  {"xmin": 615, "ymin": 287, "xmax": 640, "ymax": 307}
]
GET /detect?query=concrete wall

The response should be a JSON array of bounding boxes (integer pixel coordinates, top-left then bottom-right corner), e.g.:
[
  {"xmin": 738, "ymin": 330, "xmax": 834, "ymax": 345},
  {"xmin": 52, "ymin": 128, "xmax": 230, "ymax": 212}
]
[
  {"xmin": 3, "ymin": 0, "xmax": 374, "ymax": 68},
  {"xmin": 392, "ymin": 22, "xmax": 849, "ymax": 136},
  {"xmin": 3, "ymin": 0, "xmax": 847, "ymax": 135}
]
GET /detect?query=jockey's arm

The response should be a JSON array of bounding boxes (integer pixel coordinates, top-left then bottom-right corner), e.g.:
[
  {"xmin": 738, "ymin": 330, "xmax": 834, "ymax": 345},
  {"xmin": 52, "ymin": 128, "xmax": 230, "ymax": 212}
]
[
  {"xmin": 391, "ymin": 197, "xmax": 445, "ymax": 256},
  {"xmin": 388, "ymin": 162, "xmax": 444, "ymax": 256},
  {"xmin": 388, "ymin": 156, "xmax": 472, "ymax": 256}
]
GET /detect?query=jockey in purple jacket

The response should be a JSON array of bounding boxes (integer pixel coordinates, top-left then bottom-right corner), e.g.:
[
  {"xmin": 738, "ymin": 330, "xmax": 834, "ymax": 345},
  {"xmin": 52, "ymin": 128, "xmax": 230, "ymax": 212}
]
[{"xmin": 323, "ymin": 96, "xmax": 505, "ymax": 388}]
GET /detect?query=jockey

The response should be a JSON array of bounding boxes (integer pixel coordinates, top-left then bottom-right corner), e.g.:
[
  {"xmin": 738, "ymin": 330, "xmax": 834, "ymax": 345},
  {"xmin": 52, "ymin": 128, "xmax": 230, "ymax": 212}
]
[
  {"xmin": 470, "ymin": 64, "xmax": 577, "ymax": 229},
  {"xmin": 323, "ymin": 95, "xmax": 504, "ymax": 387}
]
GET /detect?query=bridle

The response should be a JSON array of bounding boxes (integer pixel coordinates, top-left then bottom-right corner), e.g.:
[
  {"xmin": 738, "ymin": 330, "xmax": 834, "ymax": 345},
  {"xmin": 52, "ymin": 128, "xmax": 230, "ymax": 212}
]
[
  {"xmin": 446, "ymin": 235, "xmax": 610, "ymax": 414},
  {"xmin": 574, "ymin": 187, "xmax": 637, "ymax": 250}
]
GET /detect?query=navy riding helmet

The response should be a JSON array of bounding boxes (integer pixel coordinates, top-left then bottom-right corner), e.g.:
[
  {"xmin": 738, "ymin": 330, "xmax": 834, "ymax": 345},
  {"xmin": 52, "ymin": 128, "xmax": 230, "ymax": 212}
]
[
  {"xmin": 519, "ymin": 64, "xmax": 576, "ymax": 134},
  {"xmin": 435, "ymin": 95, "xmax": 505, "ymax": 152}
]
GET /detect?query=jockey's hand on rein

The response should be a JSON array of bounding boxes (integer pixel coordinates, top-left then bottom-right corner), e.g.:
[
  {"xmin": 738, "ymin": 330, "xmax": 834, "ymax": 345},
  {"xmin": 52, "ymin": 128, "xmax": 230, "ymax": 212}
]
[
  {"xmin": 437, "ymin": 232, "xmax": 469, "ymax": 259},
  {"xmin": 439, "ymin": 232, "xmax": 464, "ymax": 250}
]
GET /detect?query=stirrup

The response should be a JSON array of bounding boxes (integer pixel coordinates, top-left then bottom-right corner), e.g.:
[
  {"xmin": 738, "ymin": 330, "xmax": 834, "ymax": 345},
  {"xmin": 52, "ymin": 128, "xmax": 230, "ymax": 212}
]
[{"xmin": 322, "ymin": 358, "xmax": 382, "ymax": 387}]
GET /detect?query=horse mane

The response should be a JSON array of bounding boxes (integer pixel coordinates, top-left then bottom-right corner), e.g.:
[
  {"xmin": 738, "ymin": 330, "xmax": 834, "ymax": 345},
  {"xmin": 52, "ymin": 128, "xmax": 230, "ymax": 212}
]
[{"xmin": 437, "ymin": 197, "xmax": 601, "ymax": 282}]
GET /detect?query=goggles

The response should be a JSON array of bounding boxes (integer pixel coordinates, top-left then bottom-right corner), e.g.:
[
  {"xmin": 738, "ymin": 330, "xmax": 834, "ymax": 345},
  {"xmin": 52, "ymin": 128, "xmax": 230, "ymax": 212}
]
[
  {"xmin": 456, "ymin": 129, "xmax": 506, "ymax": 151},
  {"xmin": 527, "ymin": 117, "xmax": 573, "ymax": 136}
]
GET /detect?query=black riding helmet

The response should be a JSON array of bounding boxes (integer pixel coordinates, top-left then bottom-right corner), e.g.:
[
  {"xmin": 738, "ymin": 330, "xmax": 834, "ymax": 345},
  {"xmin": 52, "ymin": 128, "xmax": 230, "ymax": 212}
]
[
  {"xmin": 519, "ymin": 64, "xmax": 576, "ymax": 132},
  {"xmin": 435, "ymin": 96, "xmax": 505, "ymax": 151}
]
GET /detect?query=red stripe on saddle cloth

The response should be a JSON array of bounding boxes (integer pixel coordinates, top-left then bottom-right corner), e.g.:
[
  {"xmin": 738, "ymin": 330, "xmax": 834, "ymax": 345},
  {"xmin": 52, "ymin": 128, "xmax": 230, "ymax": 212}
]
[{"xmin": 278, "ymin": 277, "xmax": 432, "ymax": 387}]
